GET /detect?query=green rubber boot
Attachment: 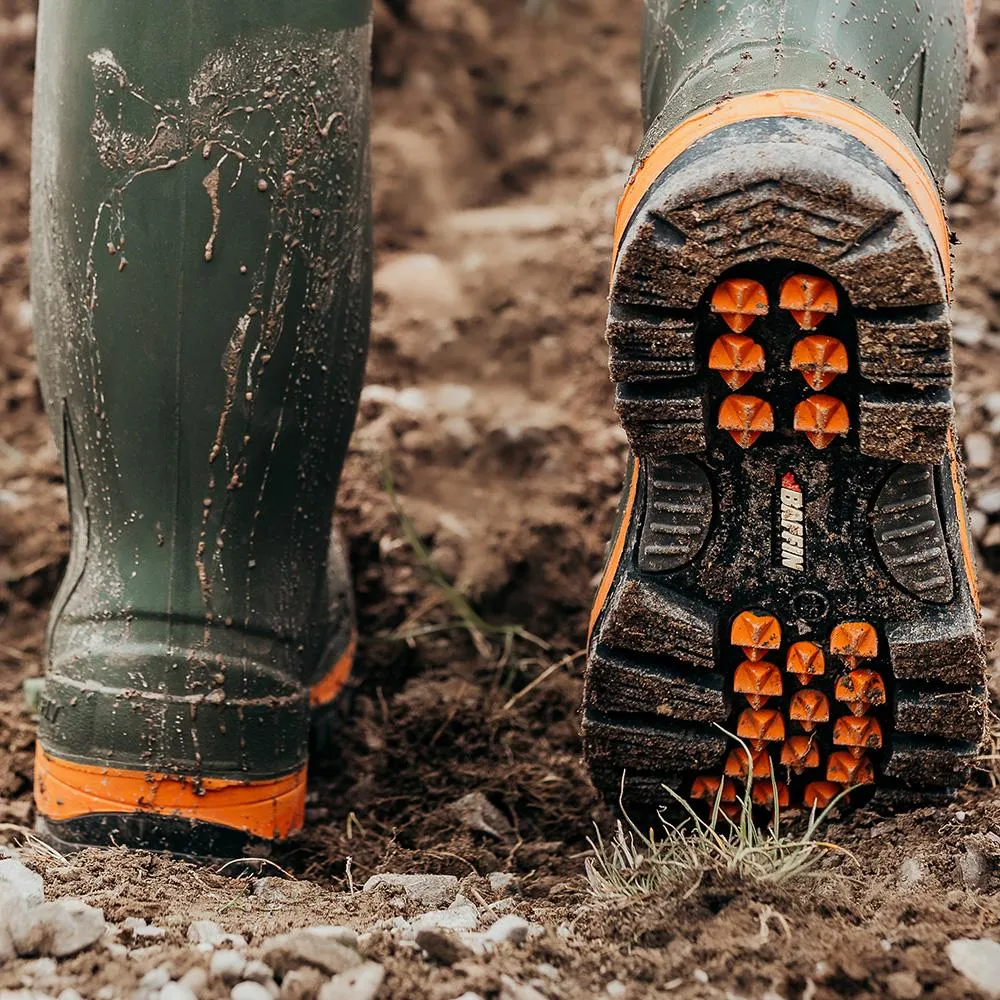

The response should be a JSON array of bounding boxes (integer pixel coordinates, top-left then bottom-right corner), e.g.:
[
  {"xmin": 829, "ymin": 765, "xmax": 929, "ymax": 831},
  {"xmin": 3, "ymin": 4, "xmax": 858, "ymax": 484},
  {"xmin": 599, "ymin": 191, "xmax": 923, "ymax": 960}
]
[
  {"xmin": 32, "ymin": 0, "xmax": 371, "ymax": 856},
  {"xmin": 585, "ymin": 0, "xmax": 988, "ymax": 819}
]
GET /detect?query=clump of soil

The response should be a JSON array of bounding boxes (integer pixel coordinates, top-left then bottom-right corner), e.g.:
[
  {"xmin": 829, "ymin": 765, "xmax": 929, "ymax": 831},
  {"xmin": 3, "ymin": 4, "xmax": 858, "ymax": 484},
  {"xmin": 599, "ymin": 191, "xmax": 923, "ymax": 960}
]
[{"xmin": 2, "ymin": 0, "xmax": 1000, "ymax": 996}]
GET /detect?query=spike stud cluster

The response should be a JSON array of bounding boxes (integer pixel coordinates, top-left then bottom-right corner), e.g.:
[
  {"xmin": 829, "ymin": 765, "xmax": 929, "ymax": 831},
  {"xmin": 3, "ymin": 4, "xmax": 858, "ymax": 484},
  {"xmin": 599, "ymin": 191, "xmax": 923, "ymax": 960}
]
[
  {"xmin": 690, "ymin": 612, "xmax": 888, "ymax": 816},
  {"xmin": 708, "ymin": 273, "xmax": 852, "ymax": 452}
]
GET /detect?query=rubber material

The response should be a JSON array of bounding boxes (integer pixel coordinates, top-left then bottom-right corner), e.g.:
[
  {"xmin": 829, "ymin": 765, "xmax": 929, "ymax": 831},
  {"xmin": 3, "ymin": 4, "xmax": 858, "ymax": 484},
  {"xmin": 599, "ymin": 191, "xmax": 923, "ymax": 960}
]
[{"xmin": 585, "ymin": 114, "xmax": 987, "ymax": 818}]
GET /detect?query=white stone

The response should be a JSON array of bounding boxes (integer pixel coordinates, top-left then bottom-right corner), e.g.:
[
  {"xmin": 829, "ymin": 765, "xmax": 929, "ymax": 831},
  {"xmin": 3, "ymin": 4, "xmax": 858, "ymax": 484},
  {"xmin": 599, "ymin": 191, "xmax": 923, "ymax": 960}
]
[
  {"xmin": 297, "ymin": 925, "xmax": 357, "ymax": 949},
  {"xmin": 122, "ymin": 916, "xmax": 166, "ymax": 941},
  {"xmin": 410, "ymin": 905, "xmax": 479, "ymax": 936},
  {"xmin": 361, "ymin": 874, "xmax": 460, "ymax": 909},
  {"xmin": 242, "ymin": 959, "xmax": 274, "ymax": 983},
  {"xmin": 317, "ymin": 962, "xmax": 385, "ymax": 1000},
  {"xmin": 606, "ymin": 983, "xmax": 627, "ymax": 998},
  {"xmin": 0, "ymin": 855, "xmax": 45, "ymax": 909},
  {"xmin": 140, "ymin": 966, "xmax": 173, "ymax": 989},
  {"xmin": 231, "ymin": 983, "xmax": 274, "ymax": 1000},
  {"xmin": 9, "ymin": 899, "xmax": 106, "ymax": 957},
  {"xmin": 965, "ymin": 432, "xmax": 994, "ymax": 469},
  {"xmin": 160, "ymin": 984, "xmax": 198, "ymax": 1000},
  {"xmin": 948, "ymin": 938, "xmax": 1000, "ymax": 998},
  {"xmin": 977, "ymin": 487, "xmax": 1000, "ymax": 515},
  {"xmin": 484, "ymin": 915, "xmax": 532, "ymax": 947},
  {"xmin": 178, "ymin": 967, "xmax": 209, "ymax": 995},
  {"xmin": 187, "ymin": 920, "xmax": 246, "ymax": 950},
  {"xmin": 211, "ymin": 950, "xmax": 247, "ymax": 981},
  {"xmin": 487, "ymin": 872, "xmax": 516, "ymax": 894},
  {"xmin": 374, "ymin": 254, "xmax": 464, "ymax": 319}
]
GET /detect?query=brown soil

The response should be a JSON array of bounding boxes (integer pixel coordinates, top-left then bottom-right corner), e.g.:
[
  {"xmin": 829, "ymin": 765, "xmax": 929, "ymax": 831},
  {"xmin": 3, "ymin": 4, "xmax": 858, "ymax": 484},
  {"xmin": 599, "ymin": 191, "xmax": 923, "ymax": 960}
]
[{"xmin": 2, "ymin": 0, "xmax": 1000, "ymax": 997}]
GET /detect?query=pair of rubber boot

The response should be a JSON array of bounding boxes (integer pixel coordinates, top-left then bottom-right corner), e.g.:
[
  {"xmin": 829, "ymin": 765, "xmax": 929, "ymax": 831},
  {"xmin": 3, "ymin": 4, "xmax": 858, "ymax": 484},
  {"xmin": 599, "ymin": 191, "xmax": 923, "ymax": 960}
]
[{"xmin": 31, "ymin": 0, "xmax": 987, "ymax": 855}]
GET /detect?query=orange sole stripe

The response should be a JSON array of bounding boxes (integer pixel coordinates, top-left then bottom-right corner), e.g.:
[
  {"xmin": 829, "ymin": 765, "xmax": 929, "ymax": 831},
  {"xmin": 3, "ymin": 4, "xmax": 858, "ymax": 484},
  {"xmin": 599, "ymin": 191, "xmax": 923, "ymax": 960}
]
[
  {"xmin": 612, "ymin": 90, "xmax": 951, "ymax": 299},
  {"xmin": 948, "ymin": 429, "xmax": 981, "ymax": 612},
  {"xmin": 588, "ymin": 459, "xmax": 641, "ymax": 639},
  {"xmin": 309, "ymin": 631, "xmax": 358, "ymax": 709},
  {"xmin": 34, "ymin": 745, "xmax": 306, "ymax": 840}
]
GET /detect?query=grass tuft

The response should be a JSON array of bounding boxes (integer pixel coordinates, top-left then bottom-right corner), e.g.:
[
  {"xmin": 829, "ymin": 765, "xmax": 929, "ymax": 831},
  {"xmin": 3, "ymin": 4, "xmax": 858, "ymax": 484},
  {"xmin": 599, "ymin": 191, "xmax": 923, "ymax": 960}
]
[{"xmin": 585, "ymin": 735, "xmax": 854, "ymax": 900}]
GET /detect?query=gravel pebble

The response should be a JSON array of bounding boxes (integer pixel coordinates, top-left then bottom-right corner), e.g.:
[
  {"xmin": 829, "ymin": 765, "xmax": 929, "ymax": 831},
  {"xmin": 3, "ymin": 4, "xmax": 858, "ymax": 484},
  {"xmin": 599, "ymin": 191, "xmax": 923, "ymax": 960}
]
[
  {"xmin": 361, "ymin": 873, "xmax": 459, "ymax": 909},
  {"xmin": 231, "ymin": 983, "xmax": 274, "ymax": 1000},
  {"xmin": 140, "ymin": 966, "xmax": 173, "ymax": 990},
  {"xmin": 278, "ymin": 968, "xmax": 325, "ymax": 1000},
  {"xmin": 160, "ymin": 984, "xmax": 198, "ymax": 1000},
  {"xmin": 965, "ymin": 431, "xmax": 994, "ymax": 469},
  {"xmin": 487, "ymin": 872, "xmax": 516, "ymax": 895},
  {"xmin": 948, "ymin": 937, "xmax": 1000, "ymax": 997},
  {"xmin": 415, "ymin": 928, "xmax": 471, "ymax": 965},
  {"xmin": 9, "ymin": 898, "xmax": 106, "ymax": 957},
  {"xmin": 0, "ymin": 854, "xmax": 45, "ymax": 909},
  {"xmin": 210, "ymin": 950, "xmax": 247, "ymax": 982},
  {"xmin": 977, "ymin": 486, "xmax": 1000, "ymax": 515},
  {"xmin": 317, "ymin": 961, "xmax": 385, "ymax": 1000},
  {"xmin": 484, "ymin": 915, "xmax": 532, "ymax": 946},
  {"xmin": 178, "ymin": 967, "xmax": 209, "ymax": 996},
  {"xmin": 261, "ymin": 929, "xmax": 362, "ymax": 977},
  {"xmin": 886, "ymin": 971, "xmax": 922, "ymax": 999},
  {"xmin": 188, "ymin": 920, "xmax": 246, "ymax": 950},
  {"xmin": 242, "ymin": 959, "xmax": 275, "ymax": 983},
  {"xmin": 410, "ymin": 905, "xmax": 479, "ymax": 935}
]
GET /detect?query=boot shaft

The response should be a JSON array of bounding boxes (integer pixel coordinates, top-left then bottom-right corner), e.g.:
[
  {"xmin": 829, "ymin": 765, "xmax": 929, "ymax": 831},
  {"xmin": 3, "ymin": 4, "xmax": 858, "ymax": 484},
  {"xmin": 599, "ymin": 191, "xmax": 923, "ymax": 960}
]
[{"xmin": 641, "ymin": 0, "xmax": 971, "ymax": 180}]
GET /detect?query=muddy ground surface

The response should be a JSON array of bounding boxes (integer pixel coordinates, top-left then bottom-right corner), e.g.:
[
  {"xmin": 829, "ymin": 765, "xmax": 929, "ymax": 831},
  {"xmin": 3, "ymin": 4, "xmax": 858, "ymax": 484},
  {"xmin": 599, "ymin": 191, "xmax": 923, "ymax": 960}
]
[{"xmin": 3, "ymin": 0, "xmax": 1000, "ymax": 997}]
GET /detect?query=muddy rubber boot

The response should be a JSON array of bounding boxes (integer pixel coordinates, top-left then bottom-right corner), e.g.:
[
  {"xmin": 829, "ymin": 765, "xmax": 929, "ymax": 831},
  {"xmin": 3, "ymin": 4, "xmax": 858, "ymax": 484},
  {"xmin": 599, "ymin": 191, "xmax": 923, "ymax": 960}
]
[
  {"xmin": 584, "ymin": 0, "xmax": 989, "ymax": 818},
  {"xmin": 31, "ymin": 0, "xmax": 371, "ymax": 857}
]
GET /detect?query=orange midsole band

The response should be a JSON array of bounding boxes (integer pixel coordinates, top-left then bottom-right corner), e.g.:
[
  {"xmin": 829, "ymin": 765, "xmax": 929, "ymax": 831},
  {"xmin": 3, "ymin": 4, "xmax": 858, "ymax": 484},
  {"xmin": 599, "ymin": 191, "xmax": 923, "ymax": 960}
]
[
  {"xmin": 948, "ymin": 429, "xmax": 981, "ymax": 611},
  {"xmin": 613, "ymin": 90, "xmax": 952, "ymax": 298},
  {"xmin": 34, "ymin": 745, "xmax": 306, "ymax": 839},
  {"xmin": 309, "ymin": 631, "xmax": 357, "ymax": 709},
  {"xmin": 588, "ymin": 459, "xmax": 640, "ymax": 639}
]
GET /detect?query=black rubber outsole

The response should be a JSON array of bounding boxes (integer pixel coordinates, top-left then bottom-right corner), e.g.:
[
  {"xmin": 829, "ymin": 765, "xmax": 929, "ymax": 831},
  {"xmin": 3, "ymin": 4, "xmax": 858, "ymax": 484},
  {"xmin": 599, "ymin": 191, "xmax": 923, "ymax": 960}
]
[{"xmin": 584, "ymin": 117, "xmax": 988, "ymax": 819}]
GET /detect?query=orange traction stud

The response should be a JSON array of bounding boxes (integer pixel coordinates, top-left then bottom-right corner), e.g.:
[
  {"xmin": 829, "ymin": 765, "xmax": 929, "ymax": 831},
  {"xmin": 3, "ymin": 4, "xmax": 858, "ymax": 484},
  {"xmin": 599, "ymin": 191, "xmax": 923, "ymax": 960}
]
[
  {"xmin": 789, "ymin": 689, "xmax": 830, "ymax": 731},
  {"xmin": 794, "ymin": 394, "xmax": 850, "ymax": 450},
  {"xmin": 737, "ymin": 707, "xmax": 786, "ymax": 743},
  {"xmin": 751, "ymin": 781, "xmax": 791, "ymax": 808},
  {"xmin": 780, "ymin": 735, "xmax": 821, "ymax": 772},
  {"xmin": 790, "ymin": 335, "xmax": 849, "ymax": 391},
  {"xmin": 827, "ymin": 751, "xmax": 875, "ymax": 786},
  {"xmin": 780, "ymin": 274, "xmax": 839, "ymax": 330},
  {"xmin": 711, "ymin": 278, "xmax": 769, "ymax": 334},
  {"xmin": 725, "ymin": 746, "xmax": 773, "ymax": 781},
  {"xmin": 835, "ymin": 669, "xmax": 887, "ymax": 716},
  {"xmin": 730, "ymin": 611, "xmax": 782, "ymax": 661},
  {"xmin": 785, "ymin": 641, "xmax": 825, "ymax": 683},
  {"xmin": 834, "ymin": 715, "xmax": 884, "ymax": 752},
  {"xmin": 803, "ymin": 780, "xmax": 842, "ymax": 809},
  {"xmin": 734, "ymin": 660, "xmax": 783, "ymax": 708},
  {"xmin": 708, "ymin": 333, "xmax": 766, "ymax": 390},
  {"xmin": 830, "ymin": 621, "xmax": 878, "ymax": 665},
  {"xmin": 691, "ymin": 775, "xmax": 737, "ymax": 802},
  {"xmin": 718, "ymin": 395, "xmax": 775, "ymax": 449}
]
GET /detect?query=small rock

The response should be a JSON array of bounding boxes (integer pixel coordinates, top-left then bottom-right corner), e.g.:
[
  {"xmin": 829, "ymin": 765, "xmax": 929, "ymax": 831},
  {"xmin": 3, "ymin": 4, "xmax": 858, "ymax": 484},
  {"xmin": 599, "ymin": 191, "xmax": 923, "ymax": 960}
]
[
  {"xmin": 0, "ymin": 855, "xmax": 45, "ymax": 909},
  {"xmin": 58, "ymin": 990, "xmax": 85, "ymax": 1000},
  {"xmin": 606, "ymin": 983, "xmax": 627, "ymax": 999},
  {"xmin": 896, "ymin": 857, "xmax": 928, "ymax": 890},
  {"xmin": 211, "ymin": 950, "xmax": 248, "ymax": 982},
  {"xmin": 279, "ymin": 968, "xmax": 326, "ymax": 1000},
  {"xmin": 693, "ymin": 970, "xmax": 709, "ymax": 985},
  {"xmin": 243, "ymin": 959, "xmax": 275, "ymax": 983},
  {"xmin": 318, "ymin": 961, "xmax": 385, "ymax": 1000},
  {"xmin": 160, "ymin": 984, "xmax": 198, "ymax": 1000},
  {"xmin": 886, "ymin": 971, "xmax": 922, "ymax": 1000},
  {"xmin": 298, "ymin": 925, "xmax": 357, "ymax": 949},
  {"xmin": 959, "ymin": 847, "xmax": 989, "ymax": 890},
  {"xmin": 188, "ymin": 920, "xmax": 246, "ymax": 950},
  {"xmin": 122, "ymin": 916, "xmax": 167, "ymax": 941},
  {"xmin": 231, "ymin": 983, "xmax": 274, "ymax": 1000},
  {"xmin": 484, "ymin": 915, "xmax": 532, "ymax": 947},
  {"xmin": 965, "ymin": 432, "xmax": 994, "ymax": 470},
  {"xmin": 179, "ymin": 967, "xmax": 209, "ymax": 995},
  {"xmin": 261, "ymin": 930, "xmax": 362, "ymax": 977},
  {"xmin": 362, "ymin": 874, "xmax": 460, "ymax": 910},
  {"xmin": 251, "ymin": 878, "xmax": 316, "ymax": 905},
  {"xmin": 448, "ymin": 792, "xmax": 514, "ymax": 841},
  {"xmin": 10, "ymin": 898, "xmax": 106, "ymax": 957},
  {"xmin": 499, "ymin": 976, "xmax": 547, "ymax": 1000},
  {"xmin": 487, "ymin": 873, "xmax": 516, "ymax": 895},
  {"xmin": 536, "ymin": 964, "xmax": 559, "ymax": 981},
  {"xmin": 954, "ymin": 308, "xmax": 988, "ymax": 347},
  {"xmin": 22, "ymin": 956, "xmax": 57, "ymax": 979},
  {"xmin": 945, "ymin": 171, "xmax": 966, "ymax": 201},
  {"xmin": 977, "ymin": 487, "xmax": 1000, "ymax": 516},
  {"xmin": 948, "ymin": 938, "xmax": 1000, "ymax": 997},
  {"xmin": 971, "ymin": 509, "xmax": 988, "ymax": 540},
  {"xmin": 141, "ymin": 966, "xmax": 174, "ymax": 990},
  {"xmin": 410, "ymin": 905, "xmax": 479, "ymax": 936},
  {"xmin": 373, "ymin": 253, "xmax": 464, "ymax": 319},
  {"xmin": 415, "ymin": 928, "xmax": 471, "ymax": 965},
  {"xmin": 452, "ymin": 995, "xmax": 486, "ymax": 1000},
  {"xmin": 984, "ymin": 392, "xmax": 1000, "ymax": 418}
]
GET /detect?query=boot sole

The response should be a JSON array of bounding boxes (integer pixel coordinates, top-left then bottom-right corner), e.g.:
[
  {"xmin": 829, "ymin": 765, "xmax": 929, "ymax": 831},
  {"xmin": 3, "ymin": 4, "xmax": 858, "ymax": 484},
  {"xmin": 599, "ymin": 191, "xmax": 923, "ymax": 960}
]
[{"xmin": 584, "ymin": 113, "xmax": 988, "ymax": 818}]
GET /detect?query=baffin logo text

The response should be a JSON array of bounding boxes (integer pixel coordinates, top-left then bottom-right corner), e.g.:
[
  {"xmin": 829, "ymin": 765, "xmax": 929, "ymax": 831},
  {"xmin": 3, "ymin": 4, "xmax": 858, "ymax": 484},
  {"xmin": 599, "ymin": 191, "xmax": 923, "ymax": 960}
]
[{"xmin": 779, "ymin": 472, "xmax": 805, "ymax": 571}]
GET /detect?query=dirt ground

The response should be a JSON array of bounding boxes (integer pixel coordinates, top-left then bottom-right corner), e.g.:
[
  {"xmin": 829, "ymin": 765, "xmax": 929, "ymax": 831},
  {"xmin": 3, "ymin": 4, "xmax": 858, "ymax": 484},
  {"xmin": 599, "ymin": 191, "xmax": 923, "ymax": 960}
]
[{"xmin": 3, "ymin": 0, "xmax": 1000, "ymax": 997}]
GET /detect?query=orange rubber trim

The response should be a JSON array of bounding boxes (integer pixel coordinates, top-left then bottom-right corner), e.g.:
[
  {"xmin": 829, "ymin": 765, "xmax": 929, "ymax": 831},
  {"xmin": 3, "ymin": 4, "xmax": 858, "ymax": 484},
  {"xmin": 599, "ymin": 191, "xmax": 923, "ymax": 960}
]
[
  {"xmin": 948, "ymin": 429, "xmax": 981, "ymax": 611},
  {"xmin": 612, "ymin": 90, "xmax": 952, "ymax": 298},
  {"xmin": 588, "ymin": 459, "xmax": 641, "ymax": 639},
  {"xmin": 309, "ymin": 631, "xmax": 357, "ymax": 709},
  {"xmin": 34, "ymin": 745, "xmax": 306, "ymax": 840}
]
